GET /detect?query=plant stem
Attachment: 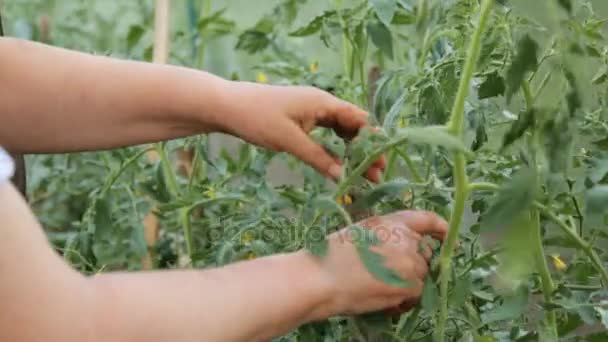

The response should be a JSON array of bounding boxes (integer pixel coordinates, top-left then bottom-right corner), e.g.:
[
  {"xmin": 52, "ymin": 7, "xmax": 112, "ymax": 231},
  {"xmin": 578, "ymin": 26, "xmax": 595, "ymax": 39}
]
[
  {"xmin": 395, "ymin": 148, "xmax": 423, "ymax": 183},
  {"xmin": 446, "ymin": 0, "xmax": 493, "ymax": 136},
  {"xmin": 334, "ymin": 0, "xmax": 351, "ymax": 78},
  {"xmin": 436, "ymin": 1, "xmax": 493, "ymax": 340},
  {"xmin": 531, "ymin": 208, "xmax": 558, "ymax": 339},
  {"xmin": 156, "ymin": 143, "xmax": 180, "ymax": 196},
  {"xmin": 180, "ymin": 208, "xmax": 195, "ymax": 264}
]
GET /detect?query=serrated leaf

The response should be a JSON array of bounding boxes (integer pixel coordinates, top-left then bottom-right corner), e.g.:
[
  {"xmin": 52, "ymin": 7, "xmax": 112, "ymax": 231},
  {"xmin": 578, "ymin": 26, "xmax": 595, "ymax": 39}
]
[
  {"xmin": 481, "ymin": 167, "xmax": 537, "ymax": 231},
  {"xmin": 419, "ymin": 85, "xmax": 448, "ymax": 125},
  {"xmin": 353, "ymin": 178, "xmax": 410, "ymax": 209},
  {"xmin": 367, "ymin": 21, "xmax": 394, "ymax": 60},
  {"xmin": 478, "ymin": 72, "xmax": 505, "ymax": 99},
  {"xmin": 505, "ymin": 35, "xmax": 539, "ymax": 103},
  {"xmin": 371, "ymin": 0, "xmax": 398, "ymax": 27},
  {"xmin": 350, "ymin": 225, "xmax": 412, "ymax": 287}
]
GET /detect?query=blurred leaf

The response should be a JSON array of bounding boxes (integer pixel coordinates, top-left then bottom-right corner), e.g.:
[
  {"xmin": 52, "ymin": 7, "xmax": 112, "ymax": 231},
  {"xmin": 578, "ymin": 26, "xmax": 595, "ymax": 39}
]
[
  {"xmin": 393, "ymin": 126, "xmax": 468, "ymax": 152},
  {"xmin": 353, "ymin": 178, "xmax": 410, "ymax": 209},
  {"xmin": 481, "ymin": 167, "xmax": 537, "ymax": 231},
  {"xmin": 367, "ymin": 20, "xmax": 394, "ymax": 59},
  {"xmin": 586, "ymin": 186, "xmax": 608, "ymax": 229},
  {"xmin": 382, "ymin": 91, "xmax": 407, "ymax": 132},
  {"xmin": 556, "ymin": 0, "xmax": 572, "ymax": 13},
  {"xmin": 126, "ymin": 25, "xmax": 145, "ymax": 51},
  {"xmin": 505, "ymin": 35, "xmax": 538, "ymax": 103},
  {"xmin": 371, "ymin": 0, "xmax": 398, "ymax": 27},
  {"xmin": 502, "ymin": 109, "xmax": 536, "ymax": 150},
  {"xmin": 289, "ymin": 11, "xmax": 336, "ymax": 37},
  {"xmin": 478, "ymin": 72, "xmax": 505, "ymax": 100},
  {"xmin": 422, "ymin": 277, "xmax": 439, "ymax": 312},
  {"xmin": 481, "ymin": 286, "xmax": 529, "ymax": 324}
]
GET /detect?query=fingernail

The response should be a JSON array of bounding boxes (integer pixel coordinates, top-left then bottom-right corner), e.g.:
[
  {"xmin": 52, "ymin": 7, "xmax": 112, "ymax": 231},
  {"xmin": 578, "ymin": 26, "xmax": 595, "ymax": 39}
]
[{"xmin": 329, "ymin": 164, "xmax": 342, "ymax": 179}]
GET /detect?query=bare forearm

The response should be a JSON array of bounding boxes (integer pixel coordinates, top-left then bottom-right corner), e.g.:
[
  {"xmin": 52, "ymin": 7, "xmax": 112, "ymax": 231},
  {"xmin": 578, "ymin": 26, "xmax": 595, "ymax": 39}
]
[
  {"xmin": 91, "ymin": 252, "xmax": 334, "ymax": 341},
  {"xmin": 0, "ymin": 37, "xmax": 227, "ymax": 153}
]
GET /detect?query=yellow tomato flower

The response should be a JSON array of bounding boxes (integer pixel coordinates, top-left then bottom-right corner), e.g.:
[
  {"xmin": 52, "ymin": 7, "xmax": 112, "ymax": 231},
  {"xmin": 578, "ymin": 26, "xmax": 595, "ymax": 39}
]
[
  {"xmin": 309, "ymin": 61, "xmax": 319, "ymax": 73},
  {"xmin": 256, "ymin": 72, "xmax": 268, "ymax": 84},
  {"xmin": 241, "ymin": 231, "xmax": 255, "ymax": 244},
  {"xmin": 337, "ymin": 194, "xmax": 353, "ymax": 205},
  {"xmin": 203, "ymin": 187, "xmax": 216, "ymax": 199},
  {"xmin": 399, "ymin": 117, "xmax": 409, "ymax": 128},
  {"xmin": 550, "ymin": 254, "xmax": 567, "ymax": 271},
  {"xmin": 246, "ymin": 252, "xmax": 257, "ymax": 260}
]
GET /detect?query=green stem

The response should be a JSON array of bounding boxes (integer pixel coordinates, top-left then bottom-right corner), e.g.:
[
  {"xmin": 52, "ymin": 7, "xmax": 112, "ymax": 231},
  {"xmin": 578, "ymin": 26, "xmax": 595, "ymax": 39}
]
[
  {"xmin": 522, "ymin": 80, "xmax": 534, "ymax": 110},
  {"xmin": 436, "ymin": 1, "xmax": 493, "ymax": 340},
  {"xmin": 335, "ymin": 133, "xmax": 418, "ymax": 199},
  {"xmin": 156, "ymin": 143, "xmax": 180, "ymax": 196},
  {"xmin": 180, "ymin": 208, "xmax": 195, "ymax": 264},
  {"xmin": 334, "ymin": 0, "xmax": 351, "ymax": 78},
  {"xmin": 447, "ymin": 0, "xmax": 493, "ymax": 136},
  {"xmin": 531, "ymin": 208, "xmax": 558, "ymax": 338},
  {"xmin": 436, "ymin": 154, "xmax": 469, "ymax": 341},
  {"xmin": 395, "ymin": 148, "xmax": 423, "ymax": 183}
]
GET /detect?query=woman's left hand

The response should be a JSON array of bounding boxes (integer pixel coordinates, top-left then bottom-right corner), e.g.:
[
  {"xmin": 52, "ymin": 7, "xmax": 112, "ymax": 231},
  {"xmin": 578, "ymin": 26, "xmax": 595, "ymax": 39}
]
[{"xmin": 217, "ymin": 81, "xmax": 385, "ymax": 182}]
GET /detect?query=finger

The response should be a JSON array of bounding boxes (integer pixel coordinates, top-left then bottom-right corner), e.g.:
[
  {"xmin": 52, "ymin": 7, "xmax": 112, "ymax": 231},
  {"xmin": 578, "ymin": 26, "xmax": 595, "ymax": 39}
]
[
  {"xmin": 419, "ymin": 243, "xmax": 433, "ymax": 262},
  {"xmin": 389, "ymin": 210, "xmax": 449, "ymax": 241},
  {"xmin": 319, "ymin": 99, "xmax": 369, "ymax": 138},
  {"xmin": 283, "ymin": 123, "xmax": 342, "ymax": 179}
]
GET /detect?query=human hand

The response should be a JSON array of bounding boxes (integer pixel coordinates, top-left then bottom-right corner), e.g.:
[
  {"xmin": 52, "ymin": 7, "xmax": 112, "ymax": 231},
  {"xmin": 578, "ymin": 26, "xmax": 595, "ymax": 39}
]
[
  {"xmin": 316, "ymin": 210, "xmax": 448, "ymax": 317},
  {"xmin": 217, "ymin": 81, "xmax": 385, "ymax": 182}
]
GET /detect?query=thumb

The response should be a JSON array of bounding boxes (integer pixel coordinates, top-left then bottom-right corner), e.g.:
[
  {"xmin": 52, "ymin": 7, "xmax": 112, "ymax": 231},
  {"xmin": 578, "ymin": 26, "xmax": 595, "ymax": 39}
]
[{"xmin": 283, "ymin": 123, "xmax": 342, "ymax": 179}]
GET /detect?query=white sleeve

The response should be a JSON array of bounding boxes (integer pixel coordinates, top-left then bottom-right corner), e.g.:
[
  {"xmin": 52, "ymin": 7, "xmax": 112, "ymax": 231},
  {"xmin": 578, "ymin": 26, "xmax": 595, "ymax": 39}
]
[{"xmin": 0, "ymin": 147, "xmax": 15, "ymax": 184}]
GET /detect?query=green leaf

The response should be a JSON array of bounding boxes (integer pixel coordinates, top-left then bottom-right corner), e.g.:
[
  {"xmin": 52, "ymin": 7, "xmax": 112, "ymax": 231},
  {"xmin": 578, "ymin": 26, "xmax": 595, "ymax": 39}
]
[
  {"xmin": 93, "ymin": 196, "xmax": 112, "ymax": 239},
  {"xmin": 585, "ymin": 186, "xmax": 608, "ymax": 229},
  {"xmin": 505, "ymin": 35, "xmax": 539, "ymax": 103},
  {"xmin": 382, "ymin": 91, "xmax": 407, "ymax": 132},
  {"xmin": 353, "ymin": 178, "xmax": 410, "ymax": 209},
  {"xmin": 236, "ymin": 31, "xmax": 271, "ymax": 54},
  {"xmin": 481, "ymin": 286, "xmax": 529, "ymax": 324},
  {"xmin": 478, "ymin": 72, "xmax": 505, "ymax": 99},
  {"xmin": 481, "ymin": 167, "xmax": 537, "ymax": 231},
  {"xmin": 392, "ymin": 126, "xmax": 468, "ymax": 153},
  {"xmin": 556, "ymin": 0, "xmax": 572, "ymax": 13},
  {"xmin": 216, "ymin": 241, "xmax": 236, "ymax": 265},
  {"xmin": 421, "ymin": 278, "xmax": 439, "ymax": 313},
  {"xmin": 289, "ymin": 11, "xmax": 335, "ymax": 37},
  {"xmin": 418, "ymin": 85, "xmax": 448, "ymax": 125},
  {"xmin": 350, "ymin": 225, "xmax": 412, "ymax": 287},
  {"xmin": 501, "ymin": 108, "xmax": 536, "ymax": 150},
  {"xmin": 367, "ymin": 21, "xmax": 394, "ymax": 59},
  {"xmin": 371, "ymin": 0, "xmax": 398, "ymax": 27},
  {"xmin": 126, "ymin": 25, "xmax": 145, "ymax": 51}
]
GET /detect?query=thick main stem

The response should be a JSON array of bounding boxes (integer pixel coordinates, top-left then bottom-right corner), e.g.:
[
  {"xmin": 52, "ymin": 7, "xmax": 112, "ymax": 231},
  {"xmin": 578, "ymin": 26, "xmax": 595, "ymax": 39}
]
[{"xmin": 436, "ymin": 0, "xmax": 493, "ymax": 340}]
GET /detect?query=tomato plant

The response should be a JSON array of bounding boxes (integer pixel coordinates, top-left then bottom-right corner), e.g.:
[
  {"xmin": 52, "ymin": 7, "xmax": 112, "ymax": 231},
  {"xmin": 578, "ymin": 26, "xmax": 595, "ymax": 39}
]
[{"xmin": 4, "ymin": 0, "xmax": 608, "ymax": 340}]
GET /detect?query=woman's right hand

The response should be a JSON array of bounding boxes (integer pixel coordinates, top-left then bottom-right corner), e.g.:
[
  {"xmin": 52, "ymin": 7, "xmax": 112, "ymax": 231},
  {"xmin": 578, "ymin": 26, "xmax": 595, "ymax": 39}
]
[{"xmin": 314, "ymin": 210, "xmax": 448, "ymax": 318}]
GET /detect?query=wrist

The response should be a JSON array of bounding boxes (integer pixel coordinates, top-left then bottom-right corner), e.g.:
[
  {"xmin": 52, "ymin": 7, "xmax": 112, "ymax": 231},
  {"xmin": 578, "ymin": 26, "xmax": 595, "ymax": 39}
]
[{"xmin": 289, "ymin": 250, "xmax": 338, "ymax": 323}]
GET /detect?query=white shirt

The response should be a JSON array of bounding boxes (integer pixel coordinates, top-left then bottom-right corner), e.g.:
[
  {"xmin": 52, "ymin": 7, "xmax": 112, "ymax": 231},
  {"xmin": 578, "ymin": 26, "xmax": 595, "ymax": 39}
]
[{"xmin": 0, "ymin": 147, "xmax": 14, "ymax": 183}]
